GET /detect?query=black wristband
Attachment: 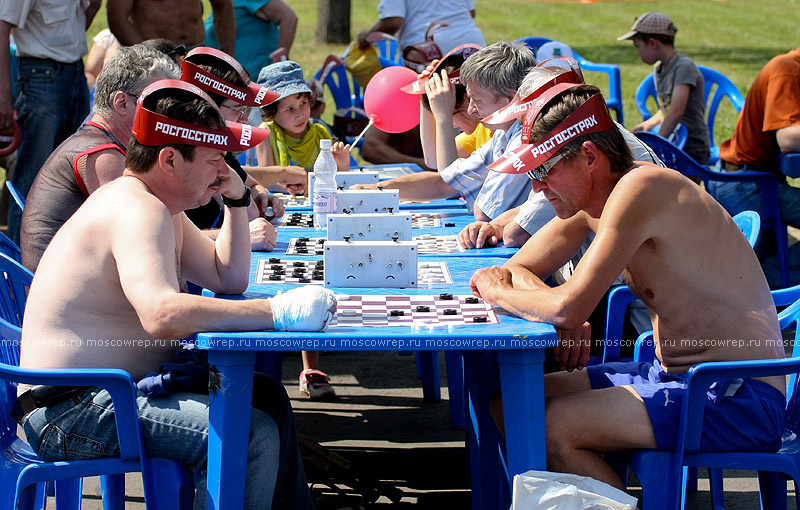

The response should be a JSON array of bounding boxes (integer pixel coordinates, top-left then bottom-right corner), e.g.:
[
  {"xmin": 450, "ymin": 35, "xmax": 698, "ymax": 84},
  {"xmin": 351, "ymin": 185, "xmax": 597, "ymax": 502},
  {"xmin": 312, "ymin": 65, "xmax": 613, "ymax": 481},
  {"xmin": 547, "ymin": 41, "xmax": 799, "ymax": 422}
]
[{"xmin": 222, "ymin": 186, "xmax": 251, "ymax": 208}]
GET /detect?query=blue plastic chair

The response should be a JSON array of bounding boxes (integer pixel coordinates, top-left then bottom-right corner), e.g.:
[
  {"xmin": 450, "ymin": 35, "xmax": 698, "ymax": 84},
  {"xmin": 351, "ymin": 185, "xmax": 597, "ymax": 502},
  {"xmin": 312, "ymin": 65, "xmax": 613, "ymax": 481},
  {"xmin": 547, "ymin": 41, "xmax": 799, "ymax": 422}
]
[
  {"xmin": 6, "ymin": 180, "xmax": 25, "ymax": 212},
  {"xmin": 0, "ymin": 253, "xmax": 194, "ymax": 509},
  {"xmin": 779, "ymin": 152, "xmax": 800, "ymax": 178},
  {"xmin": 314, "ymin": 61, "xmax": 363, "ymax": 112},
  {"xmin": 0, "ymin": 230, "xmax": 21, "ymax": 263},
  {"xmin": 313, "ymin": 62, "xmax": 367, "ymax": 149},
  {"xmin": 617, "ymin": 297, "xmax": 800, "ymax": 510},
  {"xmin": 515, "ymin": 36, "xmax": 624, "ymax": 124},
  {"xmin": 649, "ymin": 122, "xmax": 688, "ymax": 150},
  {"xmin": 636, "ymin": 131, "xmax": 791, "ymax": 288},
  {"xmin": 372, "ymin": 38, "xmax": 402, "ymax": 66},
  {"xmin": 734, "ymin": 209, "xmax": 762, "ymax": 248},
  {"xmin": 634, "ymin": 66, "xmax": 745, "ymax": 167},
  {"xmin": 601, "ymin": 213, "xmax": 800, "ymax": 509}
]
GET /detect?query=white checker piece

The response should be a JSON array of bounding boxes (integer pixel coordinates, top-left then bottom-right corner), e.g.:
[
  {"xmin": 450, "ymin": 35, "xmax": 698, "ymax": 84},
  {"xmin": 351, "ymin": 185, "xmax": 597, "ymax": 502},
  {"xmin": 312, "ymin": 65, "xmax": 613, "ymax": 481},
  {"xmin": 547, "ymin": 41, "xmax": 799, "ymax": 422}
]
[
  {"xmin": 329, "ymin": 294, "xmax": 498, "ymax": 328},
  {"xmin": 255, "ymin": 259, "xmax": 453, "ymax": 285}
]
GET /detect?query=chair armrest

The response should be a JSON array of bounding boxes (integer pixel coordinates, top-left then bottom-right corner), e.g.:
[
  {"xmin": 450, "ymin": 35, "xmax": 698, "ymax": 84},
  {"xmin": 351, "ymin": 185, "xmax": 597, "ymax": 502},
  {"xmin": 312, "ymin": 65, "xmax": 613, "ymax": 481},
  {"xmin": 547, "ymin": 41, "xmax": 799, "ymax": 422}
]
[
  {"xmin": 779, "ymin": 153, "xmax": 800, "ymax": 178},
  {"xmin": 633, "ymin": 331, "xmax": 655, "ymax": 362},
  {"xmin": 678, "ymin": 357, "xmax": 796, "ymax": 454},
  {"xmin": 603, "ymin": 285, "xmax": 638, "ymax": 362},
  {"xmin": 0, "ymin": 364, "xmax": 145, "ymax": 462}
]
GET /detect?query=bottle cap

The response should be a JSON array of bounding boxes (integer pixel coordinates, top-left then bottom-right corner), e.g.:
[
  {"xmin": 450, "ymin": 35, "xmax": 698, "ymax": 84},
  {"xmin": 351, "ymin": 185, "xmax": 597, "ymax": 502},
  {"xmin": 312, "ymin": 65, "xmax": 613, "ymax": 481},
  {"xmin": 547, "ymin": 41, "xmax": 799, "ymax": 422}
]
[{"xmin": 320, "ymin": 139, "xmax": 332, "ymax": 150}]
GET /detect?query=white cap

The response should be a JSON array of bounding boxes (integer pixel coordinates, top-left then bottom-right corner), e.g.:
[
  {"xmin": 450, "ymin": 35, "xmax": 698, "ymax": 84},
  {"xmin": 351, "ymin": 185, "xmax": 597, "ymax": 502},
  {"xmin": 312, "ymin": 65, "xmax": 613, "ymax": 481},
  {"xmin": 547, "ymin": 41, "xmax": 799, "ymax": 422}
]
[{"xmin": 320, "ymin": 139, "xmax": 331, "ymax": 150}]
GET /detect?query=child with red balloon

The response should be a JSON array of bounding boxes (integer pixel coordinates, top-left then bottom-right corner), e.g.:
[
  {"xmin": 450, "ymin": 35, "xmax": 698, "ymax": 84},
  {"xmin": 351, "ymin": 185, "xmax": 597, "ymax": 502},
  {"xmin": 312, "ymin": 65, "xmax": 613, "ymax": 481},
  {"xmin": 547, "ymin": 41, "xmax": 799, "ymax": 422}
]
[{"xmin": 353, "ymin": 41, "xmax": 535, "ymax": 223}]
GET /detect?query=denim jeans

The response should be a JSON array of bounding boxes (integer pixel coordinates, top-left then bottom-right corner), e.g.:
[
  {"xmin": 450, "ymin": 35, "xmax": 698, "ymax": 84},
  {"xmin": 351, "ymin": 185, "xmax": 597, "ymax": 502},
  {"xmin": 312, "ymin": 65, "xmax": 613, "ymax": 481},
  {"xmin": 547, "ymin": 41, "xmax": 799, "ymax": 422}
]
[
  {"xmin": 22, "ymin": 373, "xmax": 313, "ymax": 510},
  {"xmin": 9, "ymin": 57, "xmax": 90, "ymax": 243}
]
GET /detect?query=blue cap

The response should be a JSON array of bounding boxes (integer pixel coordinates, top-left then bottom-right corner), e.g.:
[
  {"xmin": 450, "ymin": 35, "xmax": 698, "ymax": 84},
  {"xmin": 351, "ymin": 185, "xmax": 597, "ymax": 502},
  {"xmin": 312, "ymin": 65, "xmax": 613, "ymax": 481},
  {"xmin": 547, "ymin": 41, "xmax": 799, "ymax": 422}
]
[{"xmin": 256, "ymin": 61, "xmax": 312, "ymax": 102}]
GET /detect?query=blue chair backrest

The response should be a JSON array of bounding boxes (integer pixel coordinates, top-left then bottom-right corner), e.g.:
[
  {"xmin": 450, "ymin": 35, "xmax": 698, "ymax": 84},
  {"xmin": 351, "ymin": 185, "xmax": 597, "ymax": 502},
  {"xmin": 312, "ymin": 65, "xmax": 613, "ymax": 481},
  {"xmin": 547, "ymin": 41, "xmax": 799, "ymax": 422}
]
[
  {"xmin": 0, "ymin": 230, "xmax": 21, "ymax": 263},
  {"xmin": 634, "ymin": 66, "xmax": 745, "ymax": 165},
  {"xmin": 314, "ymin": 62, "xmax": 363, "ymax": 111},
  {"xmin": 0, "ymin": 253, "xmax": 33, "ymax": 443},
  {"xmin": 0, "ymin": 252, "xmax": 32, "ymax": 330},
  {"xmin": 373, "ymin": 38, "xmax": 402, "ymax": 65},
  {"xmin": 7, "ymin": 180, "xmax": 25, "ymax": 212},
  {"xmin": 515, "ymin": 36, "xmax": 554, "ymax": 56},
  {"xmin": 515, "ymin": 36, "xmax": 623, "ymax": 124},
  {"xmin": 732, "ymin": 210, "xmax": 760, "ymax": 248}
]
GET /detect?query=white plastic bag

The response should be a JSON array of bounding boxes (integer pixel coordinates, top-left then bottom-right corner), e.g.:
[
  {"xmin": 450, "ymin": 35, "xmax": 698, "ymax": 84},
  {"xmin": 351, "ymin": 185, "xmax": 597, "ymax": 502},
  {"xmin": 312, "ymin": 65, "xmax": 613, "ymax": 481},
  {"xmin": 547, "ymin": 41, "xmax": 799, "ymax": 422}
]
[{"xmin": 511, "ymin": 470, "xmax": 638, "ymax": 510}]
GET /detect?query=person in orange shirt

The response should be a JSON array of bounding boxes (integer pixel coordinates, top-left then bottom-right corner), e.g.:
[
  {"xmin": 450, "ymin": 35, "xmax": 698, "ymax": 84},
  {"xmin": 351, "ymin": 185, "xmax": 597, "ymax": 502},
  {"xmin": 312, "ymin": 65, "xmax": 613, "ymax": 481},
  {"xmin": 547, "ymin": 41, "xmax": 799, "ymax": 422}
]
[{"xmin": 711, "ymin": 48, "xmax": 800, "ymax": 286}]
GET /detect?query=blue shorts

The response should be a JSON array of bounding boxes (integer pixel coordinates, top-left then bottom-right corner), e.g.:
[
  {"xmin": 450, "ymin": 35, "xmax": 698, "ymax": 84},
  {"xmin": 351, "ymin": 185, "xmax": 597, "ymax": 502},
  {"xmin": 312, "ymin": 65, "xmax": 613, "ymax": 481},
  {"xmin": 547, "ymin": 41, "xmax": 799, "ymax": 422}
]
[{"xmin": 587, "ymin": 361, "xmax": 786, "ymax": 451}]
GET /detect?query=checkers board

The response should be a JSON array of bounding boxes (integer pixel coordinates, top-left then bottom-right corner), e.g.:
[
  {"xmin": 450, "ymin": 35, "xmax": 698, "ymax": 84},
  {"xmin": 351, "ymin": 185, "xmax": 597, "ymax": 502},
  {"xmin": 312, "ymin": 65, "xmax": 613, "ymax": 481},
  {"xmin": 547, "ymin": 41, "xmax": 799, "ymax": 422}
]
[
  {"xmin": 276, "ymin": 193, "xmax": 449, "ymax": 209},
  {"xmin": 254, "ymin": 259, "xmax": 453, "ymax": 285},
  {"xmin": 286, "ymin": 235, "xmax": 466, "ymax": 256},
  {"xmin": 277, "ymin": 212, "xmax": 441, "ymax": 228},
  {"xmin": 329, "ymin": 294, "xmax": 499, "ymax": 328}
]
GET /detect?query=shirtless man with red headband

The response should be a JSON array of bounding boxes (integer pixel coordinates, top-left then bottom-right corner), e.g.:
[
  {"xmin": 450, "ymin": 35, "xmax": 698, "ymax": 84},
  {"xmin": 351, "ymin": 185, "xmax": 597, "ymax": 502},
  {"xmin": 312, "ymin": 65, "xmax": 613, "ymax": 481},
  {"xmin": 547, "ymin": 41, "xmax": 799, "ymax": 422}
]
[
  {"xmin": 470, "ymin": 83, "xmax": 786, "ymax": 490},
  {"xmin": 18, "ymin": 80, "xmax": 333, "ymax": 509}
]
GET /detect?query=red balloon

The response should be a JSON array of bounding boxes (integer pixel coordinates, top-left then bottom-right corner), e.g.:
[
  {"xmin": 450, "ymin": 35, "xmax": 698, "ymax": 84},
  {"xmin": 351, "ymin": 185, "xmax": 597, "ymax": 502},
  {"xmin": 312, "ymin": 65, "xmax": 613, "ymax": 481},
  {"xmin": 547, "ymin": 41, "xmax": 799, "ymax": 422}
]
[{"xmin": 363, "ymin": 66, "xmax": 421, "ymax": 134}]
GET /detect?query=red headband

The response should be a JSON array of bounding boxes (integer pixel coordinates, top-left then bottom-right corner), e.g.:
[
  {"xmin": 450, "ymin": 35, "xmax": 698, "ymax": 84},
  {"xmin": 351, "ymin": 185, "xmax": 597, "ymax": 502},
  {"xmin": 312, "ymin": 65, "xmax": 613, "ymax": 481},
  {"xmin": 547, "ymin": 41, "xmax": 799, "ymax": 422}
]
[
  {"xmin": 401, "ymin": 43, "xmax": 482, "ymax": 94},
  {"xmin": 481, "ymin": 68, "xmax": 583, "ymax": 125},
  {"xmin": 488, "ymin": 85, "xmax": 615, "ymax": 174},
  {"xmin": 181, "ymin": 47, "xmax": 279, "ymax": 107},
  {"xmin": 132, "ymin": 79, "xmax": 270, "ymax": 152}
]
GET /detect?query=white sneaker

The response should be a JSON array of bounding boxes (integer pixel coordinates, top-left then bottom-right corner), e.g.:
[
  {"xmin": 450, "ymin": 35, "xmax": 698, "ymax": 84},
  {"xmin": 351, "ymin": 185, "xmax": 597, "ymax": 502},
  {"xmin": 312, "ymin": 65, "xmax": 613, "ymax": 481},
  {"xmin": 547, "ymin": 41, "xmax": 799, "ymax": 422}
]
[{"xmin": 299, "ymin": 369, "xmax": 336, "ymax": 400}]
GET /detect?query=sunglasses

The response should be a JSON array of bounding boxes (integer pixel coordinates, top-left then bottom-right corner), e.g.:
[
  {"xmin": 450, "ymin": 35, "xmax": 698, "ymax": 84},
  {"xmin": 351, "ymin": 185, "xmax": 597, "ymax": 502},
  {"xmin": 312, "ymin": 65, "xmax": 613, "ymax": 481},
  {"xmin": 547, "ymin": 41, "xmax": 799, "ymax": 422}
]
[
  {"xmin": 167, "ymin": 44, "xmax": 188, "ymax": 58},
  {"xmin": 528, "ymin": 151, "xmax": 567, "ymax": 182}
]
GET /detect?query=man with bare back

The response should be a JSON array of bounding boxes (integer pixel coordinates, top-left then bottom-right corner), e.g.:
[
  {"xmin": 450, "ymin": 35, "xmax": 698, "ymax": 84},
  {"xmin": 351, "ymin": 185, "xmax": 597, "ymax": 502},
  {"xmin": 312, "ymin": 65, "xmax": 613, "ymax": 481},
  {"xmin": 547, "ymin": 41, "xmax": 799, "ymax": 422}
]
[
  {"xmin": 470, "ymin": 83, "xmax": 786, "ymax": 490},
  {"xmin": 108, "ymin": 0, "xmax": 236, "ymax": 55},
  {"xmin": 17, "ymin": 80, "xmax": 331, "ymax": 509}
]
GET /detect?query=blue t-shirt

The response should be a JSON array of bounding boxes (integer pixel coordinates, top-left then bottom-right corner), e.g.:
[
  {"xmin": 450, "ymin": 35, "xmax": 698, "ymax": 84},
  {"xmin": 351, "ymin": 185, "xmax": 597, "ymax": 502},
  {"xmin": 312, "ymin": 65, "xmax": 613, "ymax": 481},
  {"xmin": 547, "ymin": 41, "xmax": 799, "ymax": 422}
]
[{"xmin": 204, "ymin": 0, "xmax": 279, "ymax": 80}]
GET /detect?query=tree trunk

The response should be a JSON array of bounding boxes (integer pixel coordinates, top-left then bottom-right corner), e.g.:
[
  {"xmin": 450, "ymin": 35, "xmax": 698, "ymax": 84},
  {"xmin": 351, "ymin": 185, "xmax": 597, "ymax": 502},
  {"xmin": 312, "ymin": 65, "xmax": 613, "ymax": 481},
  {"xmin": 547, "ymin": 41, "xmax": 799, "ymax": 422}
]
[{"xmin": 316, "ymin": 0, "xmax": 351, "ymax": 44}]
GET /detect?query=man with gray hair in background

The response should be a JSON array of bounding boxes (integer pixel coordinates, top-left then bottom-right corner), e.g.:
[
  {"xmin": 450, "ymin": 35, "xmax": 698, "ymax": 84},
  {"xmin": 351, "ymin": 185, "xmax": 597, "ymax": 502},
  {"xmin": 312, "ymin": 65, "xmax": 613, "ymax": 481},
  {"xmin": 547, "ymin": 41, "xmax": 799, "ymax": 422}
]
[
  {"xmin": 351, "ymin": 41, "xmax": 535, "ymax": 221},
  {"xmin": 21, "ymin": 45, "xmax": 181, "ymax": 271}
]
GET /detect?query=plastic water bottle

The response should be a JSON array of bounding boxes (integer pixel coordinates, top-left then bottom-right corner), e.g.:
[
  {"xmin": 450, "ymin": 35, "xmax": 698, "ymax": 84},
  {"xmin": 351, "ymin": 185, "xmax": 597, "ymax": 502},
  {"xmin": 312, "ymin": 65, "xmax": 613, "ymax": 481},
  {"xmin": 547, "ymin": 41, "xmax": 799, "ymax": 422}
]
[{"xmin": 312, "ymin": 139, "xmax": 337, "ymax": 229}]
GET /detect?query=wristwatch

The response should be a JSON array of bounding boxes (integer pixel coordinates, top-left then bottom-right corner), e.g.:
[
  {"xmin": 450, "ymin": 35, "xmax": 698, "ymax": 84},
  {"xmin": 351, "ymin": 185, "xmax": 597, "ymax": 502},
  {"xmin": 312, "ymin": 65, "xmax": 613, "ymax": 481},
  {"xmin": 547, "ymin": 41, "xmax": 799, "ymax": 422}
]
[{"xmin": 222, "ymin": 186, "xmax": 251, "ymax": 208}]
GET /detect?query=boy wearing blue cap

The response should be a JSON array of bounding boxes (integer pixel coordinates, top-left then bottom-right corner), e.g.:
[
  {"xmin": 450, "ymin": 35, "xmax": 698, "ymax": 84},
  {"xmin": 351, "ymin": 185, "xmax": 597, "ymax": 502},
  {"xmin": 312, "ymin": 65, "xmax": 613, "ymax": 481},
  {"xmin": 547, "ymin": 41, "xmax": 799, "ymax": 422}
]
[{"xmin": 256, "ymin": 60, "xmax": 351, "ymax": 173}]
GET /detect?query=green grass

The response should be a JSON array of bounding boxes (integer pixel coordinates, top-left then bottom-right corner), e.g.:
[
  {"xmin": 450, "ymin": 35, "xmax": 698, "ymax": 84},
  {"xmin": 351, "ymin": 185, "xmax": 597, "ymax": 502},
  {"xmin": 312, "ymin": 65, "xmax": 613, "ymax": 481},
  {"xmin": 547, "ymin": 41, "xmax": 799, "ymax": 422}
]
[{"xmin": 87, "ymin": 0, "xmax": 800, "ymax": 144}]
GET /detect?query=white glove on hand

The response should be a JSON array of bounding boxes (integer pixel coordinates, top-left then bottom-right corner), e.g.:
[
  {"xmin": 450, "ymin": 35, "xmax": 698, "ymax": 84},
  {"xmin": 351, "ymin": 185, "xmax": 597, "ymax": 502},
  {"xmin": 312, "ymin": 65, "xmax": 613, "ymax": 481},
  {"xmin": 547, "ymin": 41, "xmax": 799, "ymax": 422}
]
[{"xmin": 269, "ymin": 286, "xmax": 337, "ymax": 331}]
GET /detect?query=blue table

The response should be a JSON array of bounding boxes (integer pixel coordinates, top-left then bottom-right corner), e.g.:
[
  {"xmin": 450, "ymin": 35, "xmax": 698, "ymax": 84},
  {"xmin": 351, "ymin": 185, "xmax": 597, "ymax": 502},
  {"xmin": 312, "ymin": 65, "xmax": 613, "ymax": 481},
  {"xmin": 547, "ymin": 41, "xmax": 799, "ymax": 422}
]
[{"xmin": 195, "ymin": 251, "xmax": 556, "ymax": 510}]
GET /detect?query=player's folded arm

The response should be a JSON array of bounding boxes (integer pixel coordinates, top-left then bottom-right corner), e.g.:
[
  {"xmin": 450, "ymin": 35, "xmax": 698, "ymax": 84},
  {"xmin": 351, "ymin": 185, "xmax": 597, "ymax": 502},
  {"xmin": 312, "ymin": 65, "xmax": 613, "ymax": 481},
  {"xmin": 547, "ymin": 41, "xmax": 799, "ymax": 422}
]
[
  {"xmin": 505, "ymin": 213, "xmax": 592, "ymax": 283},
  {"xmin": 178, "ymin": 212, "xmax": 250, "ymax": 295}
]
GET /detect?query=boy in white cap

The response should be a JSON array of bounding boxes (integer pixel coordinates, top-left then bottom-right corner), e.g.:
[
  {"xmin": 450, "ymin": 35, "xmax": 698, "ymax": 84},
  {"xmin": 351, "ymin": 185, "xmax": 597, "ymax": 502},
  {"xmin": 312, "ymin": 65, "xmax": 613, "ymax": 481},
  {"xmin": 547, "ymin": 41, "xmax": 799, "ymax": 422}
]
[{"xmin": 619, "ymin": 11, "xmax": 710, "ymax": 165}]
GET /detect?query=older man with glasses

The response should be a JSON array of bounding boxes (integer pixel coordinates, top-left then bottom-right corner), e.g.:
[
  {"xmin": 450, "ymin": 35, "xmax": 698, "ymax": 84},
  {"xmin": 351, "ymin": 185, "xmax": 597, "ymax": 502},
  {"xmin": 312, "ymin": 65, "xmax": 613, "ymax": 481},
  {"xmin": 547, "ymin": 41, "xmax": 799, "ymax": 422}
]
[{"xmin": 21, "ymin": 44, "xmax": 180, "ymax": 271}]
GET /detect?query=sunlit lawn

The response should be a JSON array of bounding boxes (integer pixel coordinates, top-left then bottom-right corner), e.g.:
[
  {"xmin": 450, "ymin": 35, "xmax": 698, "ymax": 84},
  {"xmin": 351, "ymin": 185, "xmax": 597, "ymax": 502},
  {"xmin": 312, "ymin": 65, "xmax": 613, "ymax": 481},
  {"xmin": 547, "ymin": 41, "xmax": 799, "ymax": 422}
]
[{"xmin": 87, "ymin": 0, "xmax": 800, "ymax": 144}]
